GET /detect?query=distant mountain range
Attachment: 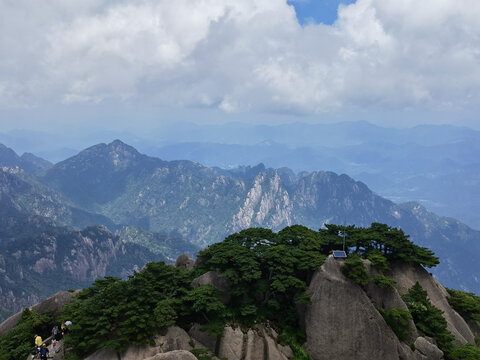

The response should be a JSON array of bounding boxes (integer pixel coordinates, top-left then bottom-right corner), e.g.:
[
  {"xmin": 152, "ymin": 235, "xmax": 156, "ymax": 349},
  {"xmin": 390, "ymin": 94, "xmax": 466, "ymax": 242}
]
[
  {"xmin": 2, "ymin": 122, "xmax": 479, "ymax": 229},
  {"xmin": 1, "ymin": 138, "xmax": 480, "ymax": 321},
  {"xmin": 142, "ymin": 123, "xmax": 480, "ymax": 231}
]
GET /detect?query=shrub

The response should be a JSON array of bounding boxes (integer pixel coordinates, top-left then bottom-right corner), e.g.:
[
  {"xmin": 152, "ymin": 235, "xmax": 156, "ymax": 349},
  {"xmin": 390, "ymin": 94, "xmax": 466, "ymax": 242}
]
[
  {"xmin": 374, "ymin": 275, "xmax": 396, "ymax": 292},
  {"xmin": 378, "ymin": 307, "xmax": 412, "ymax": 341},
  {"xmin": 278, "ymin": 326, "xmax": 313, "ymax": 360},
  {"xmin": 342, "ymin": 254, "xmax": 370, "ymax": 287},
  {"xmin": 402, "ymin": 282, "xmax": 455, "ymax": 355},
  {"xmin": 367, "ymin": 251, "xmax": 390, "ymax": 271},
  {"xmin": 447, "ymin": 289, "xmax": 480, "ymax": 324},
  {"xmin": 449, "ymin": 344, "xmax": 480, "ymax": 360}
]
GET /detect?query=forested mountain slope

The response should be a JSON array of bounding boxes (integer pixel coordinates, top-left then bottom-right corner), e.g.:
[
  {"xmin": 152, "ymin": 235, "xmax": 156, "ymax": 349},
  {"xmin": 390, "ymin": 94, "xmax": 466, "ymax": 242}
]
[{"xmin": 38, "ymin": 140, "xmax": 480, "ymax": 293}]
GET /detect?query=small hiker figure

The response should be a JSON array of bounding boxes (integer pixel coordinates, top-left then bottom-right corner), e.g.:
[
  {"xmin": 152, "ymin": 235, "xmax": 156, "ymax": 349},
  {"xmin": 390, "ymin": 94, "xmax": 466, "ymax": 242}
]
[
  {"xmin": 39, "ymin": 343, "xmax": 49, "ymax": 360},
  {"xmin": 52, "ymin": 325, "xmax": 58, "ymax": 338},
  {"xmin": 51, "ymin": 338, "xmax": 57, "ymax": 353},
  {"xmin": 61, "ymin": 321, "xmax": 66, "ymax": 337},
  {"xmin": 54, "ymin": 324, "xmax": 62, "ymax": 341}
]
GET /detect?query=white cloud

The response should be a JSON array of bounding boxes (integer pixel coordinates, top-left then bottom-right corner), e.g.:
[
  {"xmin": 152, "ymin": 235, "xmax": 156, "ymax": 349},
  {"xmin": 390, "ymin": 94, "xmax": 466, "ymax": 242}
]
[{"xmin": 1, "ymin": 0, "xmax": 480, "ymax": 118}]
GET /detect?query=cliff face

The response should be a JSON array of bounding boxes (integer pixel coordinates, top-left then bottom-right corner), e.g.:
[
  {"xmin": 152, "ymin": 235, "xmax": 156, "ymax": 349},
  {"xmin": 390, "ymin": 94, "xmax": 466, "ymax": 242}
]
[
  {"xmin": 304, "ymin": 257, "xmax": 412, "ymax": 360},
  {"xmin": 304, "ymin": 257, "xmax": 476, "ymax": 360},
  {"xmin": 389, "ymin": 262, "xmax": 475, "ymax": 344},
  {"xmin": 0, "ymin": 224, "xmax": 159, "ymax": 321}
]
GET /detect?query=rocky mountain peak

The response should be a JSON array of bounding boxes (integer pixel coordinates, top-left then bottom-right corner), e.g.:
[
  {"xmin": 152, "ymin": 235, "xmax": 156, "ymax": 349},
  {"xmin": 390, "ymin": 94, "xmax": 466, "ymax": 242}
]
[
  {"xmin": 76, "ymin": 139, "xmax": 143, "ymax": 167},
  {"xmin": 0, "ymin": 143, "xmax": 50, "ymax": 173}
]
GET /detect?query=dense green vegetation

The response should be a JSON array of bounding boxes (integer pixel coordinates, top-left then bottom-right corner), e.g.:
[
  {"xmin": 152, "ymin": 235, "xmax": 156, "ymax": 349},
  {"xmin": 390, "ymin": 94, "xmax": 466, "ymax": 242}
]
[
  {"xmin": 378, "ymin": 308, "xmax": 412, "ymax": 341},
  {"xmin": 320, "ymin": 223, "xmax": 439, "ymax": 268},
  {"xmin": 61, "ymin": 264, "xmax": 197, "ymax": 358},
  {"xmin": 195, "ymin": 226, "xmax": 325, "ymax": 328},
  {"xmin": 402, "ymin": 282, "xmax": 455, "ymax": 353},
  {"xmin": 341, "ymin": 254, "xmax": 370, "ymax": 286},
  {"xmin": 56, "ymin": 225, "xmax": 326, "ymax": 358},
  {"xmin": 0, "ymin": 308, "xmax": 51, "ymax": 360},
  {"xmin": 447, "ymin": 289, "xmax": 480, "ymax": 324},
  {"xmin": 402, "ymin": 282, "xmax": 480, "ymax": 359}
]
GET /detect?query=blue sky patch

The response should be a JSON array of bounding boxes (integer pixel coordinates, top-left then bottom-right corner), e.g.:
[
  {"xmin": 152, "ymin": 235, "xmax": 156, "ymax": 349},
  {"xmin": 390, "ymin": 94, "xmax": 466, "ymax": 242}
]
[{"xmin": 287, "ymin": 0, "xmax": 356, "ymax": 25}]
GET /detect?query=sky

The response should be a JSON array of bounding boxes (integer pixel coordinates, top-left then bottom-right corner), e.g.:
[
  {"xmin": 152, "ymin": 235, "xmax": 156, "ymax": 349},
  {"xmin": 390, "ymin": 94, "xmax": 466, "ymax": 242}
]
[{"xmin": 1, "ymin": 0, "xmax": 480, "ymax": 133}]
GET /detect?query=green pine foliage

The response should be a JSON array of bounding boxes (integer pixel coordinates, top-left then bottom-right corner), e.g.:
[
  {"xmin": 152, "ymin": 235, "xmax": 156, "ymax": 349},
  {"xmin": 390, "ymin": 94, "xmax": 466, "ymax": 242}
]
[
  {"xmin": 450, "ymin": 344, "xmax": 480, "ymax": 360},
  {"xmin": 402, "ymin": 282, "xmax": 456, "ymax": 357},
  {"xmin": 341, "ymin": 254, "xmax": 370, "ymax": 287},
  {"xmin": 61, "ymin": 263, "xmax": 194, "ymax": 357},
  {"xmin": 374, "ymin": 275, "xmax": 397, "ymax": 292},
  {"xmin": 447, "ymin": 289, "xmax": 480, "ymax": 324},
  {"xmin": 449, "ymin": 344, "xmax": 480, "ymax": 360},
  {"xmin": 367, "ymin": 251, "xmax": 390, "ymax": 271},
  {"xmin": 321, "ymin": 222, "xmax": 439, "ymax": 268},
  {"xmin": 378, "ymin": 308, "xmax": 412, "ymax": 341},
  {"xmin": 196, "ymin": 225, "xmax": 326, "ymax": 329},
  {"xmin": 0, "ymin": 308, "xmax": 51, "ymax": 360}
]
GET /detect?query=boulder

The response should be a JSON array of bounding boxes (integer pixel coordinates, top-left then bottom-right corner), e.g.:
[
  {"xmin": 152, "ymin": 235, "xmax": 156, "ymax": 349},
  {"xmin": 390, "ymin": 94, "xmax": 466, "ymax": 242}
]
[
  {"xmin": 191, "ymin": 271, "xmax": 231, "ymax": 303},
  {"xmin": 304, "ymin": 256, "xmax": 418, "ymax": 360},
  {"xmin": 390, "ymin": 262, "xmax": 475, "ymax": 344},
  {"xmin": 156, "ymin": 326, "xmax": 193, "ymax": 353},
  {"xmin": 0, "ymin": 290, "xmax": 80, "ymax": 335},
  {"xmin": 175, "ymin": 254, "xmax": 195, "ymax": 270},
  {"xmin": 414, "ymin": 337, "xmax": 444, "ymax": 360}
]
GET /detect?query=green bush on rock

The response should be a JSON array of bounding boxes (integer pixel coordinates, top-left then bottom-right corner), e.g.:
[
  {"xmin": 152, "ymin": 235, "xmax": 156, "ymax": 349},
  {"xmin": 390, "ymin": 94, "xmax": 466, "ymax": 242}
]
[
  {"xmin": 341, "ymin": 254, "xmax": 370, "ymax": 287},
  {"xmin": 378, "ymin": 307, "xmax": 412, "ymax": 341}
]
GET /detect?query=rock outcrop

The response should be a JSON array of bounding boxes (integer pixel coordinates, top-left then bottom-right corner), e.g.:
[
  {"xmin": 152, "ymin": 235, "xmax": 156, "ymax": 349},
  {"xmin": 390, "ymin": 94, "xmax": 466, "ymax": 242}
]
[
  {"xmin": 83, "ymin": 324, "xmax": 292, "ymax": 360},
  {"xmin": 85, "ymin": 326, "xmax": 195, "ymax": 360},
  {"xmin": 390, "ymin": 262, "xmax": 475, "ymax": 344},
  {"xmin": 175, "ymin": 254, "xmax": 195, "ymax": 270},
  {"xmin": 304, "ymin": 256, "xmax": 418, "ymax": 360},
  {"xmin": 216, "ymin": 325, "xmax": 292, "ymax": 360},
  {"xmin": 303, "ymin": 256, "xmax": 449, "ymax": 360}
]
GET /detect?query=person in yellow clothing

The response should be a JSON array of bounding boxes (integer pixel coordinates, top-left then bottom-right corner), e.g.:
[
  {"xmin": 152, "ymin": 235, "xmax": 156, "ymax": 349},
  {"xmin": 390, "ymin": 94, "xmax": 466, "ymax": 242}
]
[
  {"xmin": 34, "ymin": 335, "xmax": 42, "ymax": 355},
  {"xmin": 35, "ymin": 335, "xmax": 42, "ymax": 346}
]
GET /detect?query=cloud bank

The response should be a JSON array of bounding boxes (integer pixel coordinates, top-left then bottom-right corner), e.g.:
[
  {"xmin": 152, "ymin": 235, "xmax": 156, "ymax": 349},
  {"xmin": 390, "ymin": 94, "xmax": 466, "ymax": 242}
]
[{"xmin": 1, "ymin": 0, "xmax": 479, "ymax": 116}]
